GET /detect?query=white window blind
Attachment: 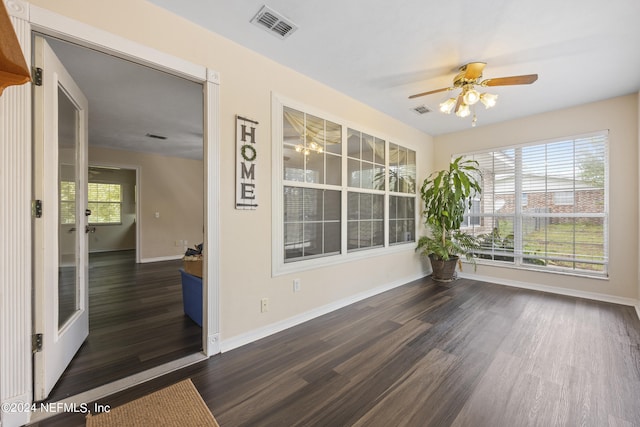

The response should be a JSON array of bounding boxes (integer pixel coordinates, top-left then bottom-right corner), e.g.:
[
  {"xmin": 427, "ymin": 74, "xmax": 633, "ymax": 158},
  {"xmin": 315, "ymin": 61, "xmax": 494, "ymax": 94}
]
[
  {"xmin": 60, "ymin": 181, "xmax": 76, "ymax": 224},
  {"xmin": 88, "ymin": 183, "xmax": 122, "ymax": 224},
  {"xmin": 460, "ymin": 131, "xmax": 608, "ymax": 276}
]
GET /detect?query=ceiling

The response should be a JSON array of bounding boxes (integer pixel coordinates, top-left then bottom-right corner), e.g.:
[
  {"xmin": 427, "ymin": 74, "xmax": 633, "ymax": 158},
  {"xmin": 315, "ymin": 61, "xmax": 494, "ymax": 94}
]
[
  {"xmin": 46, "ymin": 38, "xmax": 204, "ymax": 160},
  {"xmin": 44, "ymin": 0, "xmax": 640, "ymax": 160},
  {"xmin": 147, "ymin": 0, "xmax": 640, "ymax": 135}
]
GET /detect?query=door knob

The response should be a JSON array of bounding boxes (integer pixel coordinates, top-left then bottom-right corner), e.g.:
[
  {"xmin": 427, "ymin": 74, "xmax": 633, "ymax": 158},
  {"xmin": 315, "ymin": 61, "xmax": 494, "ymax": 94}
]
[{"xmin": 85, "ymin": 225, "xmax": 96, "ymax": 233}]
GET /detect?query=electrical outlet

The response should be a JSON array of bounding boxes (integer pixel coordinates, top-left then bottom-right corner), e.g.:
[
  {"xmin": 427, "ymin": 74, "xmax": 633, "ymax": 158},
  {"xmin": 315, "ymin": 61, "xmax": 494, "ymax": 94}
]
[
  {"xmin": 293, "ymin": 279, "xmax": 301, "ymax": 292},
  {"xmin": 261, "ymin": 298, "xmax": 269, "ymax": 313}
]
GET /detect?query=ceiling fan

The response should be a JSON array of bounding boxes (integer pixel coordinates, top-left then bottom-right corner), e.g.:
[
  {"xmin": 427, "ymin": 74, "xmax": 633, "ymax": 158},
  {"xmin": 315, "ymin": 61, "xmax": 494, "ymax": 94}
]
[{"xmin": 409, "ymin": 62, "xmax": 538, "ymax": 125}]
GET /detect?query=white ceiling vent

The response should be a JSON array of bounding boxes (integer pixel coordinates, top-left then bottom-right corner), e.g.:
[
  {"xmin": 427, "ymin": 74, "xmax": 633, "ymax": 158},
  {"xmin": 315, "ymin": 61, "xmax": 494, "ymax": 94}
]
[
  {"xmin": 251, "ymin": 5, "xmax": 298, "ymax": 39},
  {"xmin": 412, "ymin": 105, "xmax": 432, "ymax": 115}
]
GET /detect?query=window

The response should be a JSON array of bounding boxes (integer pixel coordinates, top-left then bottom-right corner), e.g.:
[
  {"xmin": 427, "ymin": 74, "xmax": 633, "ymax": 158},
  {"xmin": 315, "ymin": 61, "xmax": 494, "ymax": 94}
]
[
  {"xmin": 61, "ymin": 182, "xmax": 122, "ymax": 225},
  {"xmin": 388, "ymin": 143, "xmax": 416, "ymax": 245},
  {"xmin": 60, "ymin": 181, "xmax": 76, "ymax": 224},
  {"xmin": 461, "ymin": 131, "xmax": 608, "ymax": 276},
  {"xmin": 284, "ymin": 187, "xmax": 341, "ymax": 260},
  {"xmin": 276, "ymin": 98, "xmax": 417, "ymax": 270},
  {"xmin": 88, "ymin": 183, "xmax": 122, "ymax": 224},
  {"xmin": 283, "ymin": 106, "xmax": 342, "ymax": 261},
  {"xmin": 462, "ymin": 199, "xmax": 481, "ymax": 227},
  {"xmin": 347, "ymin": 129, "xmax": 385, "ymax": 252}
]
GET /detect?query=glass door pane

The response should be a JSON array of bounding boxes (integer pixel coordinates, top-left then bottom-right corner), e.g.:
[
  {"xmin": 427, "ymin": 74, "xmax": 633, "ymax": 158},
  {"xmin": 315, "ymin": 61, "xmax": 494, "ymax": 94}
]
[{"xmin": 58, "ymin": 86, "xmax": 80, "ymax": 329}]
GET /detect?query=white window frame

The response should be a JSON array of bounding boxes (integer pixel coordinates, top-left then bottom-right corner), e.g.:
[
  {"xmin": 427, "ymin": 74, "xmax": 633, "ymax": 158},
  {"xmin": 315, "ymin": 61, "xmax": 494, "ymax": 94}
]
[{"xmin": 272, "ymin": 93, "xmax": 417, "ymax": 276}]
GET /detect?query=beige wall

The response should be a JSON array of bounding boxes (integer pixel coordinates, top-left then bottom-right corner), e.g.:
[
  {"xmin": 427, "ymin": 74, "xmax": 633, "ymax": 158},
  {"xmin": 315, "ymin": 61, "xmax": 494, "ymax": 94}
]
[
  {"xmin": 89, "ymin": 147, "xmax": 204, "ymax": 261},
  {"xmin": 29, "ymin": 0, "xmax": 435, "ymax": 341},
  {"xmin": 435, "ymin": 94, "xmax": 639, "ymax": 300}
]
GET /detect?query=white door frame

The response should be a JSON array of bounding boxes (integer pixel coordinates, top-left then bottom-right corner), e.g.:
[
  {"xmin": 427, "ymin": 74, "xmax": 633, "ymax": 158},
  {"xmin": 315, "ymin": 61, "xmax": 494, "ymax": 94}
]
[
  {"xmin": 2, "ymin": 2, "xmax": 220, "ymax": 425},
  {"xmin": 28, "ymin": 3, "xmax": 221, "ymax": 358},
  {"xmin": 0, "ymin": 0, "xmax": 220, "ymax": 427},
  {"xmin": 30, "ymin": 5, "xmax": 221, "ymax": 346}
]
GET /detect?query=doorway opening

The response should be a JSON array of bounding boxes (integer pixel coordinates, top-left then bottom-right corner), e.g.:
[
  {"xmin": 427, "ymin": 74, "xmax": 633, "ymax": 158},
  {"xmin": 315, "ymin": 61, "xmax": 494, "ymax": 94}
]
[{"xmin": 34, "ymin": 34, "xmax": 207, "ymax": 402}]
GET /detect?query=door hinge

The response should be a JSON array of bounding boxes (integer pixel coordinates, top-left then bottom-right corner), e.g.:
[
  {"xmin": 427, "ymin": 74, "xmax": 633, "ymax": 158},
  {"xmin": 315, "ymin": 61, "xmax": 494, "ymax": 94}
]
[
  {"xmin": 33, "ymin": 67, "xmax": 43, "ymax": 86},
  {"xmin": 33, "ymin": 199, "xmax": 43, "ymax": 218},
  {"xmin": 32, "ymin": 333, "xmax": 43, "ymax": 353}
]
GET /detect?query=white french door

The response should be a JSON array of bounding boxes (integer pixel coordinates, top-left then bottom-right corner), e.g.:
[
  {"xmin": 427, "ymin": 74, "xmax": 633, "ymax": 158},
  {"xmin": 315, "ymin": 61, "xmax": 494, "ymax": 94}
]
[{"xmin": 33, "ymin": 36, "xmax": 90, "ymax": 401}]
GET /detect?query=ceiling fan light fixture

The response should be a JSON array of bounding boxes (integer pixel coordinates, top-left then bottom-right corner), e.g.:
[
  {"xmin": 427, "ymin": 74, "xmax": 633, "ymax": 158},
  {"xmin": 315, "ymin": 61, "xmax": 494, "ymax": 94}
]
[
  {"xmin": 408, "ymin": 62, "xmax": 537, "ymax": 127},
  {"xmin": 439, "ymin": 97, "xmax": 457, "ymax": 114},
  {"xmin": 462, "ymin": 86, "xmax": 480, "ymax": 105},
  {"xmin": 456, "ymin": 104, "xmax": 471, "ymax": 118},
  {"xmin": 480, "ymin": 92, "xmax": 498, "ymax": 109}
]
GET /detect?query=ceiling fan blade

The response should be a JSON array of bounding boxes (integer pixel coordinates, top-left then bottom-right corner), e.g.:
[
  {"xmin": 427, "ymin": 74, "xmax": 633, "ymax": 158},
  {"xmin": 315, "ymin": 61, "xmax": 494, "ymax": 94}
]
[
  {"xmin": 408, "ymin": 86, "xmax": 450, "ymax": 99},
  {"xmin": 462, "ymin": 62, "xmax": 486, "ymax": 80},
  {"xmin": 481, "ymin": 74, "xmax": 538, "ymax": 87}
]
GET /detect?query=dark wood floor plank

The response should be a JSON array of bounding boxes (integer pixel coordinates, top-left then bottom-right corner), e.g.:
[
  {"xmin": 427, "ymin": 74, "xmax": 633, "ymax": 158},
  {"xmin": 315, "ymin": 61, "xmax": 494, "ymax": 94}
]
[
  {"xmin": 31, "ymin": 277, "xmax": 640, "ymax": 427},
  {"xmin": 45, "ymin": 250, "xmax": 201, "ymax": 402},
  {"xmin": 351, "ymin": 348, "xmax": 460, "ymax": 427},
  {"xmin": 334, "ymin": 318, "xmax": 432, "ymax": 383}
]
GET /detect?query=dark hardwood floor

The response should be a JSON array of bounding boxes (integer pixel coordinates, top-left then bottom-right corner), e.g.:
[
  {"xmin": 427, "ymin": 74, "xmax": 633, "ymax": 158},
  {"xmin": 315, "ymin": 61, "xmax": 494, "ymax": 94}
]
[
  {"xmin": 45, "ymin": 250, "xmax": 202, "ymax": 402},
  {"xmin": 34, "ymin": 277, "xmax": 640, "ymax": 426}
]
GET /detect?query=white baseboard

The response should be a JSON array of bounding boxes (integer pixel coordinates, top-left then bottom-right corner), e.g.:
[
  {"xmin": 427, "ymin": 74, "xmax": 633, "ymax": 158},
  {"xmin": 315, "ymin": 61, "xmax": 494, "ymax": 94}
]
[
  {"xmin": 220, "ymin": 272, "xmax": 426, "ymax": 353},
  {"xmin": 220, "ymin": 270, "xmax": 640, "ymax": 353},
  {"xmin": 459, "ymin": 271, "xmax": 639, "ymax": 308},
  {"xmin": 140, "ymin": 255, "xmax": 183, "ymax": 263},
  {"xmin": 89, "ymin": 248, "xmax": 135, "ymax": 254},
  {"xmin": 206, "ymin": 333, "xmax": 220, "ymax": 356}
]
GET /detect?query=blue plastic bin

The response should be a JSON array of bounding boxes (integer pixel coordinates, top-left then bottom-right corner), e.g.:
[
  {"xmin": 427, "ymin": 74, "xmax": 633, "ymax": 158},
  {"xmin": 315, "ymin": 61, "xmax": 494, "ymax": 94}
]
[{"xmin": 179, "ymin": 269, "xmax": 202, "ymax": 327}]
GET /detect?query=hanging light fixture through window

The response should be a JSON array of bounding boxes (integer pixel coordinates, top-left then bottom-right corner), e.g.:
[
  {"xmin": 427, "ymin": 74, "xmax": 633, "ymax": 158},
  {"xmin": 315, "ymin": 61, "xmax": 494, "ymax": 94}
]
[{"xmin": 294, "ymin": 134, "xmax": 323, "ymax": 156}]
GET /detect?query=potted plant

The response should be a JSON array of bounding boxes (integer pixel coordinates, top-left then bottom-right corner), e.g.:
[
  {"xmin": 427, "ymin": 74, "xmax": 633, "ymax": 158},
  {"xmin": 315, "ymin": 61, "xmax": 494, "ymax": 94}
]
[{"xmin": 416, "ymin": 156, "xmax": 482, "ymax": 282}]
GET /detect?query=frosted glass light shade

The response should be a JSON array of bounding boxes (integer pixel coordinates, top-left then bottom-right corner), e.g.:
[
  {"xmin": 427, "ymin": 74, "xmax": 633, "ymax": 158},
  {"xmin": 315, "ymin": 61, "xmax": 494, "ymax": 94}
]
[
  {"xmin": 480, "ymin": 93, "xmax": 498, "ymax": 109},
  {"xmin": 462, "ymin": 88, "xmax": 480, "ymax": 105},
  {"xmin": 439, "ymin": 97, "xmax": 457, "ymax": 114},
  {"xmin": 456, "ymin": 104, "xmax": 471, "ymax": 118}
]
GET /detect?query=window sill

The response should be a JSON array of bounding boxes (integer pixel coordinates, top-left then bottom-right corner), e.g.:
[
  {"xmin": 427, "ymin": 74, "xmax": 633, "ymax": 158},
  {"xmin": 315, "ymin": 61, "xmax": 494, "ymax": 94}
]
[
  {"xmin": 464, "ymin": 258, "xmax": 609, "ymax": 280},
  {"xmin": 273, "ymin": 241, "xmax": 416, "ymax": 277}
]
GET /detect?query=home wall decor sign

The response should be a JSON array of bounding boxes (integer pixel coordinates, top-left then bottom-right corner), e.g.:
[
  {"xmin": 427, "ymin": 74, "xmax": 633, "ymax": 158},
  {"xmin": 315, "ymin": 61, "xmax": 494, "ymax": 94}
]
[{"xmin": 235, "ymin": 115, "xmax": 259, "ymax": 210}]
